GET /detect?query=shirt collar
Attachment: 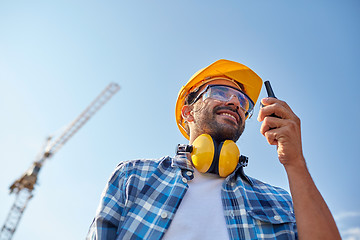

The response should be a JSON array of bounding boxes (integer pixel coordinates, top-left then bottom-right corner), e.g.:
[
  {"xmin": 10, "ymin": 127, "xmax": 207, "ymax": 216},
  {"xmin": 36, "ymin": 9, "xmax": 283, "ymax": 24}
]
[
  {"xmin": 231, "ymin": 163, "xmax": 254, "ymax": 186},
  {"xmin": 172, "ymin": 153, "xmax": 194, "ymax": 171}
]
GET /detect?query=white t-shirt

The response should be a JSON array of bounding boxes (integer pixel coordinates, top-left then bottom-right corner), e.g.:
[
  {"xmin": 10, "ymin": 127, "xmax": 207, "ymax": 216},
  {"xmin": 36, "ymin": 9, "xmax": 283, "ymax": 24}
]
[{"xmin": 163, "ymin": 169, "xmax": 229, "ymax": 239}]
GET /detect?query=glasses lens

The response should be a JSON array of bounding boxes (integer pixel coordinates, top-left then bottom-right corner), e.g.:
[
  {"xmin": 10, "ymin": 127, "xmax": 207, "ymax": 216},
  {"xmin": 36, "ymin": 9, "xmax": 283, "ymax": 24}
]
[
  {"xmin": 205, "ymin": 85, "xmax": 254, "ymax": 115},
  {"xmin": 207, "ymin": 86, "xmax": 229, "ymax": 101}
]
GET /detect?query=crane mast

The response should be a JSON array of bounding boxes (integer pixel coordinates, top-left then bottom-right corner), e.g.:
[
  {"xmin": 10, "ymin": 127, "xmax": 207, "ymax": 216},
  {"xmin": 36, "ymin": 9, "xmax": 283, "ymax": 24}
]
[{"xmin": 0, "ymin": 83, "xmax": 120, "ymax": 240}]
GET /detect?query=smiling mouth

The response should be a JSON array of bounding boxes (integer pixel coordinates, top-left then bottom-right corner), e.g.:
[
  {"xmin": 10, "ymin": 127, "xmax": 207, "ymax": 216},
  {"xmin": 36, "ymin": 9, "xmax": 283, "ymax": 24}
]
[
  {"xmin": 219, "ymin": 112, "xmax": 236, "ymax": 121},
  {"xmin": 217, "ymin": 112, "xmax": 239, "ymax": 125}
]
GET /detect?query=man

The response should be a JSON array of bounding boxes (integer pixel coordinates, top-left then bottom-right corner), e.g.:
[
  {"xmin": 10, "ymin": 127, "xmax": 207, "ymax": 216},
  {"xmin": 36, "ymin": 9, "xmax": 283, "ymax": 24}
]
[{"xmin": 87, "ymin": 59, "xmax": 340, "ymax": 239}]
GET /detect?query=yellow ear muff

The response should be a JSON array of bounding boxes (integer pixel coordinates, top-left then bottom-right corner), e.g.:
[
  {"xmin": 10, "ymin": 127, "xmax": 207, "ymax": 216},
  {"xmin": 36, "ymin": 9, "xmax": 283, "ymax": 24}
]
[
  {"xmin": 190, "ymin": 134, "xmax": 240, "ymax": 177},
  {"xmin": 191, "ymin": 134, "xmax": 214, "ymax": 173},
  {"xmin": 218, "ymin": 140, "xmax": 240, "ymax": 177}
]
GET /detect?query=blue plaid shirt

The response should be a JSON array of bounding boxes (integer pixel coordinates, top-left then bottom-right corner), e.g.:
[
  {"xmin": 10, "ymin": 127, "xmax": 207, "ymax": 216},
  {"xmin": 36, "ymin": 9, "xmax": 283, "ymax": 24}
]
[{"xmin": 87, "ymin": 154, "xmax": 297, "ymax": 239}]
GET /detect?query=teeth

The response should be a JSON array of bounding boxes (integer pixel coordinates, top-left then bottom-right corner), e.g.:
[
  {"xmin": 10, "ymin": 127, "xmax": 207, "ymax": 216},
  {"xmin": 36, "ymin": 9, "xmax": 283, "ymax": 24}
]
[{"xmin": 220, "ymin": 113, "xmax": 236, "ymax": 121}]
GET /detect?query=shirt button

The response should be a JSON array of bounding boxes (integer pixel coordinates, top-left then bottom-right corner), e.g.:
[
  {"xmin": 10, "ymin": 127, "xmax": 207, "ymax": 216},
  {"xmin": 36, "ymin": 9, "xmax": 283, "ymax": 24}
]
[
  {"xmin": 161, "ymin": 212, "xmax": 168, "ymax": 219},
  {"xmin": 186, "ymin": 171, "xmax": 193, "ymax": 176},
  {"xmin": 230, "ymin": 212, "xmax": 235, "ymax": 218},
  {"xmin": 182, "ymin": 177, "xmax": 188, "ymax": 183},
  {"xmin": 274, "ymin": 215, "xmax": 281, "ymax": 221}
]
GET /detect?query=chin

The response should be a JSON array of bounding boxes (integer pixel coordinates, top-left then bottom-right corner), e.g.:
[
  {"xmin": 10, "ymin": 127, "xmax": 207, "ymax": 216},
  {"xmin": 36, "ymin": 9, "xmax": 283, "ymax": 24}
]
[
  {"xmin": 196, "ymin": 114, "xmax": 245, "ymax": 142},
  {"xmin": 211, "ymin": 125, "xmax": 243, "ymax": 143}
]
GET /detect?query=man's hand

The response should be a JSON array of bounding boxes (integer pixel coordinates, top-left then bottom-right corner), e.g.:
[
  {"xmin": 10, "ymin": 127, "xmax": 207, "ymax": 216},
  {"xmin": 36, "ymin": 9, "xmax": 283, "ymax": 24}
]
[
  {"xmin": 257, "ymin": 97, "xmax": 305, "ymax": 169},
  {"xmin": 257, "ymin": 97, "xmax": 341, "ymax": 239}
]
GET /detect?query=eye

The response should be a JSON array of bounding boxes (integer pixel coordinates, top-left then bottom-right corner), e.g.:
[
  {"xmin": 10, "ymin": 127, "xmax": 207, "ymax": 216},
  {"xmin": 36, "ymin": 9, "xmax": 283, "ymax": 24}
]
[
  {"xmin": 237, "ymin": 93, "xmax": 246, "ymax": 102},
  {"xmin": 242, "ymin": 100, "xmax": 250, "ymax": 110},
  {"xmin": 236, "ymin": 93, "xmax": 251, "ymax": 110},
  {"xmin": 211, "ymin": 87, "xmax": 228, "ymax": 99}
]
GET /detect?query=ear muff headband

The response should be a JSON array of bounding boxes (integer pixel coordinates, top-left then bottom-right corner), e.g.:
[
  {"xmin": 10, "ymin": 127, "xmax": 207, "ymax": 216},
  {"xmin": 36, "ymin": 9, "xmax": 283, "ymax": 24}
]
[{"xmin": 190, "ymin": 134, "xmax": 240, "ymax": 177}]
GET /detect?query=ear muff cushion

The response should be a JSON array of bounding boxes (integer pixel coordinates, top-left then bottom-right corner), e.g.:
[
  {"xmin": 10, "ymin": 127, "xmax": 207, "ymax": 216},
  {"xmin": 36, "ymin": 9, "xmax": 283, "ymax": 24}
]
[
  {"xmin": 191, "ymin": 134, "xmax": 214, "ymax": 173},
  {"xmin": 218, "ymin": 140, "xmax": 240, "ymax": 177}
]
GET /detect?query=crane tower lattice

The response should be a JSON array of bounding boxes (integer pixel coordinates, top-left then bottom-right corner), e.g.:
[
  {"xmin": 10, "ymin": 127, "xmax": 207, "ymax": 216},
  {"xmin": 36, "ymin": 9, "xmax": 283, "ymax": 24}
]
[{"xmin": 0, "ymin": 83, "xmax": 120, "ymax": 240}]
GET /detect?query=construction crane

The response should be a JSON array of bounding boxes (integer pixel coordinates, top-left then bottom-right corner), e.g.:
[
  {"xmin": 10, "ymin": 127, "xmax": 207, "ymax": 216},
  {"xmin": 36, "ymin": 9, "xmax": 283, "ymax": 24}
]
[{"xmin": 0, "ymin": 82, "xmax": 120, "ymax": 240}]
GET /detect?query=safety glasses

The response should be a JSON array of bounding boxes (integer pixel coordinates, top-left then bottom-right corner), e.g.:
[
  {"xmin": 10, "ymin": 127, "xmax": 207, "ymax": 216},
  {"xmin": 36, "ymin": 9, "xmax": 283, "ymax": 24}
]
[{"xmin": 191, "ymin": 84, "xmax": 255, "ymax": 117}]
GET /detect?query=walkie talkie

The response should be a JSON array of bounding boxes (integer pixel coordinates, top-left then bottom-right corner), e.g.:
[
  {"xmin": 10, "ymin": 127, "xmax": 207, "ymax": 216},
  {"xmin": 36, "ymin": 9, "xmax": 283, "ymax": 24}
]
[
  {"xmin": 264, "ymin": 81, "xmax": 277, "ymax": 99},
  {"xmin": 263, "ymin": 81, "xmax": 280, "ymax": 119}
]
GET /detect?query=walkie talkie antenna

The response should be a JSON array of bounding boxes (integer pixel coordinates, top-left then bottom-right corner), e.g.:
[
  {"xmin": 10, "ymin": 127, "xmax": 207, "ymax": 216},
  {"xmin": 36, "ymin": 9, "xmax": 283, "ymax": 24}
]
[
  {"xmin": 263, "ymin": 81, "xmax": 280, "ymax": 120},
  {"xmin": 264, "ymin": 81, "xmax": 277, "ymax": 99}
]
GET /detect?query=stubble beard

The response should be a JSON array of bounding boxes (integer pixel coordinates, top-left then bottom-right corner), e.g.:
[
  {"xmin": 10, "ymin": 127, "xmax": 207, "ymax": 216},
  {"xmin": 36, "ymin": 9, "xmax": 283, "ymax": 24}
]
[{"xmin": 194, "ymin": 105, "xmax": 245, "ymax": 143}]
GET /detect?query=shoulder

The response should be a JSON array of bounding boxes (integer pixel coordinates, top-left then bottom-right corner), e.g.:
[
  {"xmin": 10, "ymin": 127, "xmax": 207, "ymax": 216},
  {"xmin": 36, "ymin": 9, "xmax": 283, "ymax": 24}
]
[
  {"xmin": 245, "ymin": 175, "xmax": 293, "ymax": 207},
  {"xmin": 116, "ymin": 156, "xmax": 172, "ymax": 170},
  {"xmin": 250, "ymin": 176, "xmax": 290, "ymax": 195},
  {"xmin": 105, "ymin": 156, "xmax": 176, "ymax": 199},
  {"xmin": 109, "ymin": 156, "xmax": 173, "ymax": 179}
]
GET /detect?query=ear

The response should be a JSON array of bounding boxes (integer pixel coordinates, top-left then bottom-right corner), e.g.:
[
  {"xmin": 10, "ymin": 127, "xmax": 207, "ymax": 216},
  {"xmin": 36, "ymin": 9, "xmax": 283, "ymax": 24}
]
[{"xmin": 181, "ymin": 105, "xmax": 194, "ymax": 122}]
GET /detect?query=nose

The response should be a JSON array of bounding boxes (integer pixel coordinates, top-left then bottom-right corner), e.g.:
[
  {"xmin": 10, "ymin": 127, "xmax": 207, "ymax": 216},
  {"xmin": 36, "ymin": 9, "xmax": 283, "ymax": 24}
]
[
  {"xmin": 225, "ymin": 95, "xmax": 241, "ymax": 108},
  {"xmin": 225, "ymin": 95, "xmax": 246, "ymax": 116}
]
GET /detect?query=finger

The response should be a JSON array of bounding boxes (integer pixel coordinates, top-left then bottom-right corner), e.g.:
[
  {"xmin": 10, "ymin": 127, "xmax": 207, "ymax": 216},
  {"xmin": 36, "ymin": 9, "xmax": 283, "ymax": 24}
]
[
  {"xmin": 258, "ymin": 98, "xmax": 297, "ymax": 122},
  {"xmin": 260, "ymin": 97, "xmax": 293, "ymax": 111},
  {"xmin": 264, "ymin": 130, "xmax": 278, "ymax": 145},
  {"xmin": 260, "ymin": 116, "xmax": 283, "ymax": 135},
  {"xmin": 258, "ymin": 103, "xmax": 289, "ymax": 122}
]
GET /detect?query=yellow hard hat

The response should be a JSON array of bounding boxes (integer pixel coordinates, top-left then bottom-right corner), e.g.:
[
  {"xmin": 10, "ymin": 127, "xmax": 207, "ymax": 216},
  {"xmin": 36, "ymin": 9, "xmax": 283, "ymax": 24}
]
[{"xmin": 175, "ymin": 59, "xmax": 263, "ymax": 140}]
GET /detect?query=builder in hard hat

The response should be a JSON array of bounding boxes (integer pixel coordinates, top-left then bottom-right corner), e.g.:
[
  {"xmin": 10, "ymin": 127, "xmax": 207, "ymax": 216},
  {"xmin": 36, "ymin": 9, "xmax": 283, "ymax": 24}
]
[{"xmin": 87, "ymin": 60, "xmax": 340, "ymax": 240}]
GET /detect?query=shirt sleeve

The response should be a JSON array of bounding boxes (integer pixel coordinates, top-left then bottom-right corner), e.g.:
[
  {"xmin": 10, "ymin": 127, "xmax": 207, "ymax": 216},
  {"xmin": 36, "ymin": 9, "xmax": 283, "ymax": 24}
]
[{"xmin": 86, "ymin": 163, "xmax": 127, "ymax": 240}]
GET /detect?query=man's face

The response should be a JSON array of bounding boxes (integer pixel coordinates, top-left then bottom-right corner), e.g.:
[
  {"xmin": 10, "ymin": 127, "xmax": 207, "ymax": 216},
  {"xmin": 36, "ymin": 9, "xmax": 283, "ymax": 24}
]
[{"xmin": 188, "ymin": 79, "xmax": 246, "ymax": 143}]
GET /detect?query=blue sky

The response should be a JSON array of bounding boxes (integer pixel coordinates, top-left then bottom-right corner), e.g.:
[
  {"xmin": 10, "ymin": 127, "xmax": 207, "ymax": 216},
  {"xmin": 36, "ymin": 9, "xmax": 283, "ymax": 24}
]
[{"xmin": 0, "ymin": 1, "xmax": 359, "ymax": 239}]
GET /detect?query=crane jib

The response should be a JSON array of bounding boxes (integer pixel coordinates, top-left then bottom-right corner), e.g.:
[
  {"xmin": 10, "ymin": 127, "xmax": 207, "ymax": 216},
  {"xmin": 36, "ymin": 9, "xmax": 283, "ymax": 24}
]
[{"xmin": 0, "ymin": 82, "xmax": 120, "ymax": 240}]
